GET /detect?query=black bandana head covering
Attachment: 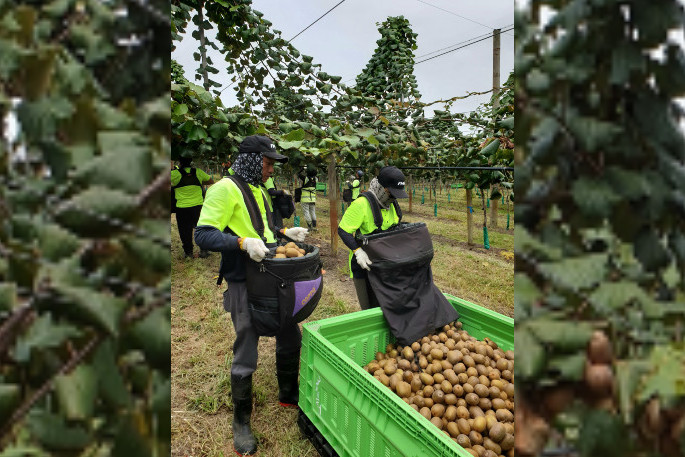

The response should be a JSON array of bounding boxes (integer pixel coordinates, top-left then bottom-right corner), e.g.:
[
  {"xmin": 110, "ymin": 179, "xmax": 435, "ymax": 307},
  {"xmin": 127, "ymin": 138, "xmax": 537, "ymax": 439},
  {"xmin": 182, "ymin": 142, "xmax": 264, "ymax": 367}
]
[{"xmin": 232, "ymin": 152, "xmax": 263, "ymax": 186}]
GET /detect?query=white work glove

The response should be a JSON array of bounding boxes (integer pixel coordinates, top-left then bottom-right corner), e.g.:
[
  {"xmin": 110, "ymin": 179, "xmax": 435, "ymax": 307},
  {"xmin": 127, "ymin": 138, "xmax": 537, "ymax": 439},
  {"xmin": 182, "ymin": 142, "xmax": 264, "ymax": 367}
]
[
  {"xmin": 284, "ymin": 227, "xmax": 308, "ymax": 242},
  {"xmin": 354, "ymin": 248, "xmax": 372, "ymax": 271},
  {"xmin": 240, "ymin": 237, "xmax": 270, "ymax": 262}
]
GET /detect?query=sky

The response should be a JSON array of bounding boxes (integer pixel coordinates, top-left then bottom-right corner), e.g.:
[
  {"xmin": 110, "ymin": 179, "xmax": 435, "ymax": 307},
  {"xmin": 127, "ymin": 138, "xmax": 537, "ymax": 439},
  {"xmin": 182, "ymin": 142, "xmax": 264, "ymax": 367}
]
[{"xmin": 173, "ymin": 0, "xmax": 515, "ymax": 115}]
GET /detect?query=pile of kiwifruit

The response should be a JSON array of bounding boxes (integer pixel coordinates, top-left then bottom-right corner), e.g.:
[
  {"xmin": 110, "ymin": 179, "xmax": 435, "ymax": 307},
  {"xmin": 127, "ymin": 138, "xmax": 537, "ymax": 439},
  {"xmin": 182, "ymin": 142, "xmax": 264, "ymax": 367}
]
[
  {"xmin": 272, "ymin": 241, "xmax": 306, "ymax": 258},
  {"xmin": 363, "ymin": 321, "xmax": 515, "ymax": 457}
]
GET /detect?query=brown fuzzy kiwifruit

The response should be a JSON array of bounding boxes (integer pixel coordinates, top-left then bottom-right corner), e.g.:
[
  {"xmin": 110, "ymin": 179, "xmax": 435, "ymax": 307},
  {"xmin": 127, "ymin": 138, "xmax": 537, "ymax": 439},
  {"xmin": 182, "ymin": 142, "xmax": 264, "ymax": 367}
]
[
  {"xmin": 472, "ymin": 416, "xmax": 487, "ymax": 433},
  {"xmin": 274, "ymin": 253, "xmax": 286, "ymax": 258},
  {"xmin": 457, "ymin": 418, "xmax": 471, "ymax": 435},
  {"xmin": 430, "ymin": 417, "xmax": 443, "ymax": 430},
  {"xmin": 446, "ymin": 421, "xmax": 460, "ymax": 438},
  {"xmin": 284, "ymin": 242, "xmax": 298, "ymax": 250},
  {"xmin": 396, "ymin": 381, "xmax": 411, "ymax": 398},
  {"xmin": 584, "ymin": 362, "xmax": 614, "ymax": 396},
  {"xmin": 444, "ymin": 405, "xmax": 458, "ymax": 421},
  {"xmin": 276, "ymin": 246, "xmax": 286, "ymax": 254},
  {"xmin": 298, "ymin": 248, "xmax": 306, "ymax": 255},
  {"xmin": 469, "ymin": 430, "xmax": 483, "ymax": 446},
  {"xmin": 285, "ymin": 247, "xmax": 300, "ymax": 258},
  {"xmin": 488, "ymin": 422, "xmax": 506, "ymax": 442},
  {"xmin": 588, "ymin": 330, "xmax": 612, "ymax": 365},
  {"xmin": 456, "ymin": 434, "xmax": 471, "ymax": 448}
]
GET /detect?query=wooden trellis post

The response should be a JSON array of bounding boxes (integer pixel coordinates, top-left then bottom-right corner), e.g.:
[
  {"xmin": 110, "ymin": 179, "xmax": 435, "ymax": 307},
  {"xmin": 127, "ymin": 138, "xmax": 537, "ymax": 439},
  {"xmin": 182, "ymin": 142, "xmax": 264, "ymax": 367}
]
[
  {"xmin": 408, "ymin": 175, "xmax": 413, "ymax": 213},
  {"xmin": 490, "ymin": 183, "xmax": 499, "ymax": 228}
]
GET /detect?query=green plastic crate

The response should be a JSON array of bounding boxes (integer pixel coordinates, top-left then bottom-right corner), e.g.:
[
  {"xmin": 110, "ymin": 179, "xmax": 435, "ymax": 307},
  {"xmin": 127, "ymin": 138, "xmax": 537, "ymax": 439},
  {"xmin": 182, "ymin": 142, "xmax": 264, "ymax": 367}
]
[{"xmin": 299, "ymin": 294, "xmax": 514, "ymax": 457}]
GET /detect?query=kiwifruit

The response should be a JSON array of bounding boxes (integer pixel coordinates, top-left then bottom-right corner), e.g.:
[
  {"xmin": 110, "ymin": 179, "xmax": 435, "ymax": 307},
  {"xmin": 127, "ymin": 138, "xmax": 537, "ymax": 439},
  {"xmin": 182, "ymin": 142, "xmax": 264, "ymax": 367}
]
[
  {"xmin": 482, "ymin": 437, "xmax": 501, "ymax": 455},
  {"xmin": 430, "ymin": 348, "xmax": 444, "ymax": 360},
  {"xmin": 298, "ymin": 248, "xmax": 306, "ymax": 255},
  {"xmin": 464, "ymin": 449, "xmax": 478, "ymax": 457},
  {"xmin": 457, "ymin": 418, "xmax": 471, "ymax": 435},
  {"xmin": 430, "ymin": 417, "xmax": 443, "ymax": 429},
  {"xmin": 488, "ymin": 422, "xmax": 506, "ymax": 442},
  {"xmin": 588, "ymin": 330, "xmax": 612, "ymax": 365},
  {"xmin": 456, "ymin": 405, "xmax": 470, "ymax": 419},
  {"xmin": 284, "ymin": 242, "xmax": 298, "ymax": 250},
  {"xmin": 491, "ymin": 398, "xmax": 506, "ymax": 411},
  {"xmin": 396, "ymin": 381, "xmax": 411, "ymax": 398},
  {"xmin": 482, "ymin": 450, "xmax": 498, "ymax": 457},
  {"xmin": 434, "ymin": 373, "xmax": 445, "ymax": 384},
  {"xmin": 411, "ymin": 377, "xmax": 422, "ymax": 393},
  {"xmin": 402, "ymin": 346, "xmax": 414, "ymax": 360},
  {"xmin": 472, "ymin": 416, "xmax": 487, "ymax": 433},
  {"xmin": 585, "ymin": 362, "xmax": 613, "ymax": 395},
  {"xmin": 419, "ymin": 372, "xmax": 434, "ymax": 386},
  {"xmin": 384, "ymin": 363, "xmax": 397, "ymax": 375},
  {"xmin": 446, "ymin": 421, "xmax": 460, "ymax": 438},
  {"xmin": 441, "ymin": 380, "xmax": 453, "ymax": 394},
  {"xmin": 285, "ymin": 247, "xmax": 300, "ymax": 258},
  {"xmin": 500, "ymin": 433, "xmax": 514, "ymax": 451},
  {"xmin": 398, "ymin": 359, "xmax": 411, "ymax": 372},
  {"xmin": 431, "ymin": 403, "xmax": 446, "ymax": 418},
  {"xmin": 466, "ymin": 393, "xmax": 480, "ymax": 406},
  {"xmin": 411, "ymin": 342, "xmax": 421, "ymax": 352},
  {"xmin": 444, "ymin": 405, "xmax": 458, "ymax": 421},
  {"xmin": 274, "ymin": 253, "xmax": 286, "ymax": 258},
  {"xmin": 495, "ymin": 408, "xmax": 514, "ymax": 423},
  {"xmin": 456, "ymin": 434, "xmax": 471, "ymax": 448},
  {"xmin": 423, "ymin": 385, "xmax": 435, "ymax": 398},
  {"xmin": 474, "ymin": 384, "xmax": 489, "ymax": 398},
  {"xmin": 276, "ymin": 246, "xmax": 286, "ymax": 254},
  {"xmin": 463, "ymin": 355, "xmax": 476, "ymax": 367},
  {"xmin": 504, "ymin": 350, "xmax": 514, "ymax": 360},
  {"xmin": 478, "ymin": 398, "xmax": 492, "ymax": 411},
  {"xmin": 432, "ymin": 389, "xmax": 445, "ymax": 404},
  {"xmin": 419, "ymin": 407, "xmax": 431, "ymax": 420},
  {"xmin": 468, "ymin": 430, "xmax": 483, "ymax": 446}
]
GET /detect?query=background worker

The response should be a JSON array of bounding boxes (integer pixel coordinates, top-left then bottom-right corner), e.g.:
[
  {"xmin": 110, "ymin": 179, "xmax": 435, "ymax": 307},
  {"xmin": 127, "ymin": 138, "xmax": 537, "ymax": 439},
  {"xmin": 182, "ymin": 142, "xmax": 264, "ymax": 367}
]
[
  {"xmin": 337, "ymin": 166, "xmax": 408, "ymax": 309},
  {"xmin": 297, "ymin": 164, "xmax": 318, "ymax": 230},
  {"xmin": 171, "ymin": 155, "xmax": 214, "ymax": 259},
  {"xmin": 194, "ymin": 135, "xmax": 308, "ymax": 456},
  {"xmin": 350, "ymin": 169, "xmax": 363, "ymax": 200}
]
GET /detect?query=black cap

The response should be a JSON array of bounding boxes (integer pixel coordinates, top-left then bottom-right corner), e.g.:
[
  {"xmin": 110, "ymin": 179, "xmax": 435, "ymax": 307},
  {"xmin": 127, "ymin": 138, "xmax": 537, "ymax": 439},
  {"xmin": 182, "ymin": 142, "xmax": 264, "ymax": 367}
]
[
  {"xmin": 238, "ymin": 135, "xmax": 288, "ymax": 163},
  {"xmin": 377, "ymin": 166, "xmax": 408, "ymax": 199}
]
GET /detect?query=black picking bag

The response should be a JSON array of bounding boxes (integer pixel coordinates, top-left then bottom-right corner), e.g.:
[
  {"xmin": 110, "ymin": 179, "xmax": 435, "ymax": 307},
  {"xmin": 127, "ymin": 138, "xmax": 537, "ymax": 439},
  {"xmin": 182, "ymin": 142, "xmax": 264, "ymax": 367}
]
[
  {"xmin": 360, "ymin": 222, "xmax": 458, "ymax": 345},
  {"xmin": 245, "ymin": 242, "xmax": 323, "ymax": 336}
]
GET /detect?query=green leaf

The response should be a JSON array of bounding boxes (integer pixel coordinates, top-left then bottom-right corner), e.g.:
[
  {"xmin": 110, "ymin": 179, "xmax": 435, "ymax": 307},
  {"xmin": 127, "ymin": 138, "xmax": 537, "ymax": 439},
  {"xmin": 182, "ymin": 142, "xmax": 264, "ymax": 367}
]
[
  {"xmin": 636, "ymin": 345, "xmax": 685, "ymax": 406},
  {"xmin": 173, "ymin": 103, "xmax": 188, "ymax": 115},
  {"xmin": 187, "ymin": 123, "xmax": 208, "ymax": 141},
  {"xmin": 127, "ymin": 306, "xmax": 171, "ymax": 373},
  {"xmin": 571, "ymin": 177, "xmax": 620, "ymax": 218},
  {"xmin": 43, "ymin": 285, "xmax": 127, "ymax": 336},
  {"xmin": 547, "ymin": 352, "xmax": 587, "ymax": 381},
  {"xmin": 26, "ymin": 409, "xmax": 91, "ymax": 451},
  {"xmin": 0, "ymin": 445, "xmax": 49, "ymax": 457},
  {"xmin": 526, "ymin": 68, "xmax": 550, "ymax": 92},
  {"xmin": 480, "ymin": 138, "xmax": 500, "ymax": 156},
  {"xmin": 277, "ymin": 140, "xmax": 303, "ymax": 150},
  {"xmin": 93, "ymin": 340, "xmax": 131, "ymax": 409},
  {"xmin": 578, "ymin": 410, "xmax": 630, "ymax": 457},
  {"xmin": 537, "ymin": 253, "xmax": 608, "ymax": 292},
  {"xmin": 283, "ymin": 128, "xmax": 305, "ymax": 141},
  {"xmin": 36, "ymin": 222, "xmax": 81, "ymax": 261},
  {"xmin": 0, "ymin": 283, "xmax": 18, "ymax": 313},
  {"xmin": 634, "ymin": 228, "xmax": 671, "ymax": 272},
  {"xmin": 513, "ymin": 274, "xmax": 541, "ymax": 321},
  {"xmin": 54, "ymin": 364, "xmax": 97, "ymax": 420},
  {"xmin": 54, "ymin": 186, "xmax": 138, "ymax": 237},
  {"xmin": 13, "ymin": 313, "xmax": 81, "ymax": 362},
  {"xmin": 72, "ymin": 132, "xmax": 152, "ymax": 194},
  {"xmin": 208, "ymin": 122, "xmax": 229, "ymax": 139},
  {"xmin": 0, "ymin": 384, "xmax": 20, "ymax": 421},
  {"xmin": 567, "ymin": 116, "xmax": 621, "ymax": 152},
  {"xmin": 587, "ymin": 281, "xmax": 653, "ymax": 314},
  {"xmin": 615, "ymin": 360, "xmax": 651, "ymax": 423},
  {"xmin": 525, "ymin": 319, "xmax": 594, "ymax": 351},
  {"xmin": 516, "ymin": 328, "xmax": 546, "ymax": 379}
]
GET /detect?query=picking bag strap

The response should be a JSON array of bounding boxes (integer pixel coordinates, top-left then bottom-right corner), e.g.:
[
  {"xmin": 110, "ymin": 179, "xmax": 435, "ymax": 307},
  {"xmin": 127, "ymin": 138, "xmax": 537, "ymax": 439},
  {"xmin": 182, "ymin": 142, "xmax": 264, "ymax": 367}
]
[
  {"xmin": 361, "ymin": 192, "xmax": 383, "ymax": 230},
  {"xmin": 227, "ymin": 175, "xmax": 278, "ymax": 242}
]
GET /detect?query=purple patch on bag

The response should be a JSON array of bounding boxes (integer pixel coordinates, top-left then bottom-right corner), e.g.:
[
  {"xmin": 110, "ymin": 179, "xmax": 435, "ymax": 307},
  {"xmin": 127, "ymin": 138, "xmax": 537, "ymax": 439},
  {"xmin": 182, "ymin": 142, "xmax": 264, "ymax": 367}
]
[{"xmin": 293, "ymin": 277, "xmax": 322, "ymax": 316}]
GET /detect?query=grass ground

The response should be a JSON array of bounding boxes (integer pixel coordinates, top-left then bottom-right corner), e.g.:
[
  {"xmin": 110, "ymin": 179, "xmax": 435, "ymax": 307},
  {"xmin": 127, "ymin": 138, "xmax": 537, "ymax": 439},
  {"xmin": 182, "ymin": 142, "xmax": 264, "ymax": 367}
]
[{"xmin": 171, "ymin": 183, "xmax": 513, "ymax": 456}]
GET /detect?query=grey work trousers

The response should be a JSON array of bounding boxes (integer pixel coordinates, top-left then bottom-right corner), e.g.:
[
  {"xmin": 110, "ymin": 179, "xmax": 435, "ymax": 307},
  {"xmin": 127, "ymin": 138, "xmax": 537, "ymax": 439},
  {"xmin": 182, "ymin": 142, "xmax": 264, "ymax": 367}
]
[
  {"xmin": 223, "ymin": 281, "xmax": 302, "ymax": 378},
  {"xmin": 353, "ymin": 277, "xmax": 380, "ymax": 310}
]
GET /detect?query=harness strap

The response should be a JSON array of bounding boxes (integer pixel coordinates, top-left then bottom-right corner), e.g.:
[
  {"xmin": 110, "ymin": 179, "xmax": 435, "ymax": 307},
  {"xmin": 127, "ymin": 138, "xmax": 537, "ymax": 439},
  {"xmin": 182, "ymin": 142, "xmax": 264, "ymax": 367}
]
[{"xmin": 227, "ymin": 175, "xmax": 277, "ymax": 243}]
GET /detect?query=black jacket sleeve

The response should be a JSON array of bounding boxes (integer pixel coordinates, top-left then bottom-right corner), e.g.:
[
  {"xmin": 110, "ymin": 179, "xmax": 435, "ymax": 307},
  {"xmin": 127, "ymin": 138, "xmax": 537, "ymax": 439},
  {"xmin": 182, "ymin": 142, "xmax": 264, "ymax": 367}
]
[
  {"xmin": 337, "ymin": 226, "xmax": 359, "ymax": 251},
  {"xmin": 195, "ymin": 225, "xmax": 240, "ymax": 252}
]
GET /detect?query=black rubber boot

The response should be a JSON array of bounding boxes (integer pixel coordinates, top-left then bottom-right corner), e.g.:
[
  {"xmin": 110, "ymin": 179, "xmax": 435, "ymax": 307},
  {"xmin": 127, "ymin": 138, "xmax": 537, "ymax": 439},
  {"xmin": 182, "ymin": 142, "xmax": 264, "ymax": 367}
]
[
  {"xmin": 306, "ymin": 222, "xmax": 312, "ymax": 229},
  {"xmin": 232, "ymin": 375, "xmax": 257, "ymax": 455},
  {"xmin": 312, "ymin": 220, "xmax": 317, "ymax": 228},
  {"xmin": 276, "ymin": 352, "xmax": 300, "ymax": 407}
]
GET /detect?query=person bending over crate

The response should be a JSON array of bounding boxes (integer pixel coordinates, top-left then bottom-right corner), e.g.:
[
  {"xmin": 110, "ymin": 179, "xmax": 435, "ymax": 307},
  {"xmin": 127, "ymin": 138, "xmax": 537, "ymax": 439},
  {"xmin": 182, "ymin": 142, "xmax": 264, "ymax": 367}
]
[
  {"xmin": 194, "ymin": 135, "xmax": 309, "ymax": 456},
  {"xmin": 337, "ymin": 166, "xmax": 408, "ymax": 310}
]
